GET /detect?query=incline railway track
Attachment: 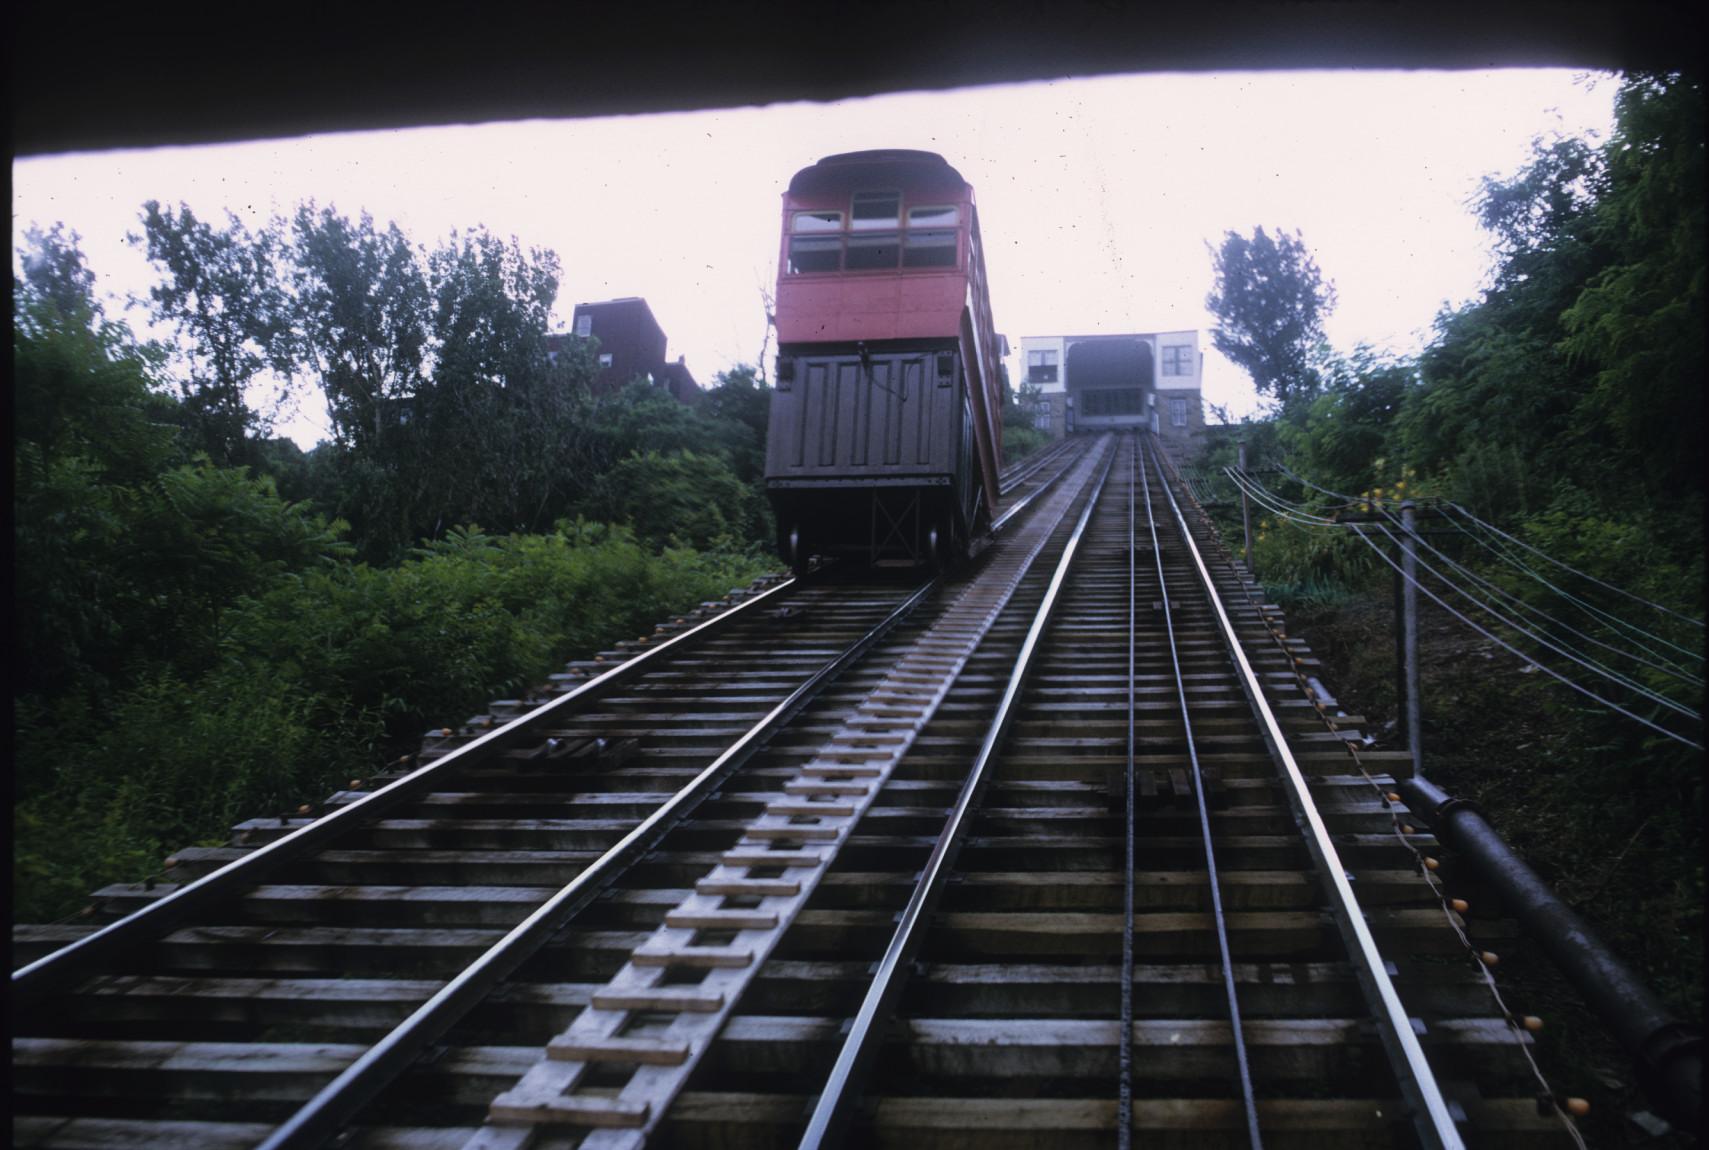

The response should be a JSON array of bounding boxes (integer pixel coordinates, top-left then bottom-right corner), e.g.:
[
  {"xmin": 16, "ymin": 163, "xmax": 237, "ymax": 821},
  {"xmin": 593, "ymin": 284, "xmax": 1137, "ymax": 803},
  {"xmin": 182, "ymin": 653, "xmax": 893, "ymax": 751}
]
[{"xmin": 13, "ymin": 434, "xmax": 1576, "ymax": 1149}]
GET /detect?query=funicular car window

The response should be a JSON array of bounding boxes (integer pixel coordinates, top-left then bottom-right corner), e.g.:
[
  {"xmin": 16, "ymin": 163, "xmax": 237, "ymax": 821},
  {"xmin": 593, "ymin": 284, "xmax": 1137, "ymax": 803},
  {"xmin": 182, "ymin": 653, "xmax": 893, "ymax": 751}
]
[
  {"xmin": 793, "ymin": 210, "xmax": 842, "ymax": 232},
  {"xmin": 789, "ymin": 235, "xmax": 842, "ymax": 273},
  {"xmin": 845, "ymin": 233, "xmax": 901, "ymax": 269},
  {"xmin": 903, "ymin": 229, "xmax": 957, "ymax": 267},
  {"xmin": 851, "ymin": 191, "xmax": 900, "ymax": 230},
  {"xmin": 908, "ymin": 205, "xmax": 959, "ymax": 227}
]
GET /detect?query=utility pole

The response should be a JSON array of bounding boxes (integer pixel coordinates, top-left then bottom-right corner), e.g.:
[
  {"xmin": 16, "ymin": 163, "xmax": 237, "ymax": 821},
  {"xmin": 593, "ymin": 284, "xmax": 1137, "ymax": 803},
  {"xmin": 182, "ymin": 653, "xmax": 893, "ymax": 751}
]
[
  {"xmin": 1237, "ymin": 441, "xmax": 1254, "ymax": 574},
  {"xmin": 1398, "ymin": 499, "xmax": 1423, "ymax": 773}
]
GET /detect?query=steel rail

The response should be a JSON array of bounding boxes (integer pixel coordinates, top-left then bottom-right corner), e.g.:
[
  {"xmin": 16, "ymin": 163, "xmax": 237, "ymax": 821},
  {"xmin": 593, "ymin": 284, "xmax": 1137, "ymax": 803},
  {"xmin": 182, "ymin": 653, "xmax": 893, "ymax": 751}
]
[
  {"xmin": 1117, "ymin": 436, "xmax": 1137, "ymax": 1149},
  {"xmin": 991, "ymin": 438, "xmax": 1085, "ymax": 533},
  {"xmin": 799, "ymin": 440, "xmax": 1118, "ymax": 1149},
  {"xmin": 997, "ymin": 436, "xmax": 1076, "ymax": 491},
  {"xmin": 12, "ymin": 576, "xmax": 797, "ymax": 1000},
  {"xmin": 259, "ymin": 575, "xmax": 944, "ymax": 1150},
  {"xmin": 1137, "ymin": 437, "xmax": 1263, "ymax": 1148},
  {"xmin": 1146, "ymin": 435, "xmax": 1465, "ymax": 1150},
  {"xmin": 18, "ymin": 433, "xmax": 1079, "ymax": 1005}
]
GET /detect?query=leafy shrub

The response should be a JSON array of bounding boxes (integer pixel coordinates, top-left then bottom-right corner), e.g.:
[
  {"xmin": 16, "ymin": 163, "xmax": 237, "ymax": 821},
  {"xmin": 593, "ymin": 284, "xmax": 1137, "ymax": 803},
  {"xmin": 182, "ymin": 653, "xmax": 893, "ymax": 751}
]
[
  {"xmin": 1003, "ymin": 423, "xmax": 1051, "ymax": 463},
  {"xmin": 587, "ymin": 450, "xmax": 763, "ymax": 551},
  {"xmin": 14, "ymin": 667, "xmax": 372, "ymax": 923},
  {"xmin": 14, "ymin": 522, "xmax": 774, "ymax": 923}
]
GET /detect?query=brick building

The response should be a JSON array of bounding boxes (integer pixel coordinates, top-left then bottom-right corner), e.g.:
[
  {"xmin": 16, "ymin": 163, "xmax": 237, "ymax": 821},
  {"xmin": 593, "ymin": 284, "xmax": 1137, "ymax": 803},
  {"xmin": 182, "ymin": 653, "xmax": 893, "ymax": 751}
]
[{"xmin": 546, "ymin": 296, "xmax": 700, "ymax": 404}]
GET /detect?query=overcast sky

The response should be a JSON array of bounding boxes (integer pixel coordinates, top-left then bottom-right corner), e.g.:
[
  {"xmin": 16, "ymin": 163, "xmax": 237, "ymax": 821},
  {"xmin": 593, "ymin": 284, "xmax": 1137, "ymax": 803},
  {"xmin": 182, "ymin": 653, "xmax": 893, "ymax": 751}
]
[{"xmin": 13, "ymin": 69, "xmax": 1615, "ymax": 447}]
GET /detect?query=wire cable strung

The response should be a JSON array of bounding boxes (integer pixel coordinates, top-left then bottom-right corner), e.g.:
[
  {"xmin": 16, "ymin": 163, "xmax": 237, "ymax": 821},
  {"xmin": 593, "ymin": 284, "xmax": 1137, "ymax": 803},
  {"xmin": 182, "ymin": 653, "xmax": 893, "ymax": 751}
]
[
  {"xmin": 1271, "ymin": 459, "xmax": 1371, "ymax": 509},
  {"xmin": 1435, "ymin": 503, "xmax": 1706, "ymax": 662},
  {"xmin": 1231, "ymin": 465, "xmax": 1702, "ymax": 701},
  {"xmin": 1273, "ymin": 457, "xmax": 1703, "ymax": 658},
  {"xmin": 1445, "ymin": 501, "xmax": 1705, "ymax": 628},
  {"xmin": 1221, "ymin": 466, "xmax": 1703, "ymax": 746},
  {"xmin": 1152, "ymin": 442, "xmax": 1594, "ymax": 1149},
  {"xmin": 1375, "ymin": 506, "xmax": 1705, "ymax": 689},
  {"xmin": 1359, "ymin": 521, "xmax": 1702, "ymax": 750},
  {"xmin": 1362, "ymin": 517, "xmax": 1701, "ymax": 714}
]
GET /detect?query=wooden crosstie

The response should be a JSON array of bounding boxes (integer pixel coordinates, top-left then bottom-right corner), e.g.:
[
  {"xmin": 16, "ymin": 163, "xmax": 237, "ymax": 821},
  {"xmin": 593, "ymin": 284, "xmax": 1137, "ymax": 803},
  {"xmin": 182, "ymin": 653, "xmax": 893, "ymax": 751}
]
[{"xmin": 470, "ymin": 444, "xmax": 1109, "ymax": 1149}]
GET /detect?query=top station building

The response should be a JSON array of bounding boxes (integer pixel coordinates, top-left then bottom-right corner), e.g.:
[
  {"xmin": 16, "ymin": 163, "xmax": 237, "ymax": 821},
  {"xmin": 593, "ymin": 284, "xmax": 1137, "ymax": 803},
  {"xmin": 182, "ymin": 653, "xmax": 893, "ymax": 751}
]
[{"xmin": 1016, "ymin": 330, "xmax": 1205, "ymax": 444}]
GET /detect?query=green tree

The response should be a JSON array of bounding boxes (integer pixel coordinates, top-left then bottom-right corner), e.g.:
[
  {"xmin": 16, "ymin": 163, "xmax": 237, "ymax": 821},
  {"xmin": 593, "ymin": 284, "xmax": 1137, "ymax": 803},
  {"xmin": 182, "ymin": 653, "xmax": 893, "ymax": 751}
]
[
  {"xmin": 17, "ymin": 222, "xmax": 103, "ymax": 324},
  {"xmin": 1559, "ymin": 72, "xmax": 1704, "ymax": 500},
  {"xmin": 285, "ymin": 203, "xmax": 431, "ymax": 452},
  {"xmin": 1280, "ymin": 346, "xmax": 1414, "ymax": 498},
  {"xmin": 1000, "ymin": 379, "xmax": 1050, "ymax": 461},
  {"xmin": 701, "ymin": 365, "xmax": 772, "ymax": 484},
  {"xmin": 15, "ymin": 226, "xmax": 184, "ymax": 697},
  {"xmin": 1206, "ymin": 226, "xmax": 1338, "ymax": 409},
  {"xmin": 133, "ymin": 202, "xmax": 293, "ymax": 466},
  {"xmin": 589, "ymin": 449, "xmax": 760, "ymax": 550},
  {"xmin": 423, "ymin": 228, "xmax": 562, "ymax": 530}
]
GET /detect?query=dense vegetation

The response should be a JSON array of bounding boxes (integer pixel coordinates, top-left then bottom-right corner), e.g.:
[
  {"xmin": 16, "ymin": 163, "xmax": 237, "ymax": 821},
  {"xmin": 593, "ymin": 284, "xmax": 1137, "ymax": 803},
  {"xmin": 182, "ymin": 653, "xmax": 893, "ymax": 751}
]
[
  {"xmin": 14, "ymin": 212, "xmax": 778, "ymax": 922},
  {"xmin": 1001, "ymin": 380, "xmax": 1053, "ymax": 461},
  {"xmin": 1194, "ymin": 71, "xmax": 1703, "ymax": 1110}
]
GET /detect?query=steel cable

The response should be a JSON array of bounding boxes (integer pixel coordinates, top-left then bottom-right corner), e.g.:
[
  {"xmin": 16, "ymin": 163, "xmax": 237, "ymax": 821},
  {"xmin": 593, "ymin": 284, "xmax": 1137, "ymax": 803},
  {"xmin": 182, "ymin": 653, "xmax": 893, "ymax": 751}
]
[
  {"xmin": 1437, "ymin": 503, "xmax": 1706, "ymax": 659},
  {"xmin": 1269, "ymin": 458, "xmax": 1702, "ymax": 655},
  {"xmin": 1163, "ymin": 444, "xmax": 1591, "ymax": 1149},
  {"xmin": 1351, "ymin": 523, "xmax": 1703, "ymax": 750},
  {"xmin": 1118, "ymin": 437, "xmax": 1137, "ymax": 1150},
  {"xmin": 1445, "ymin": 502, "xmax": 1705, "ymax": 628},
  {"xmin": 1226, "ymin": 468, "xmax": 1704, "ymax": 716},
  {"xmin": 1374, "ymin": 505, "xmax": 1705, "ymax": 688},
  {"xmin": 1371, "ymin": 521, "xmax": 1699, "ymax": 719},
  {"xmin": 1140, "ymin": 440, "xmax": 1264, "ymax": 1149}
]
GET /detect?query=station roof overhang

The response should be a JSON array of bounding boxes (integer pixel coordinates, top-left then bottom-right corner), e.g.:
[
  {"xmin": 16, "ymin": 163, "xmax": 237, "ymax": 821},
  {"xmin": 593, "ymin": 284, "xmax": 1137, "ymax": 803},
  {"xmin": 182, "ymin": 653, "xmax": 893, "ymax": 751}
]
[{"xmin": 13, "ymin": 3, "xmax": 1701, "ymax": 157}]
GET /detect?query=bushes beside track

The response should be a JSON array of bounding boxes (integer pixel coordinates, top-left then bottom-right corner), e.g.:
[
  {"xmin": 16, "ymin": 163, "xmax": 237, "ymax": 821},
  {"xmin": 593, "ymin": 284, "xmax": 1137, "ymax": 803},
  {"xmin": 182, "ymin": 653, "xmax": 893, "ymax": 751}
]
[
  {"xmin": 13, "ymin": 237, "xmax": 778, "ymax": 923},
  {"xmin": 14, "ymin": 520, "xmax": 771, "ymax": 923}
]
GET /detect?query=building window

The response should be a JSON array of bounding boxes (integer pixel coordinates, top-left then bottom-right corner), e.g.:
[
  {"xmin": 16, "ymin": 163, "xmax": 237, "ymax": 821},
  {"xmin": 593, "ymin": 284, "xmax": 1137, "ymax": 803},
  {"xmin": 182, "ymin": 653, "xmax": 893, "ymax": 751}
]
[
  {"xmin": 1027, "ymin": 349, "xmax": 1059, "ymax": 384},
  {"xmin": 598, "ymin": 353, "xmax": 614, "ymax": 368},
  {"xmin": 1082, "ymin": 388, "xmax": 1144, "ymax": 416},
  {"xmin": 575, "ymin": 314, "xmax": 592, "ymax": 337},
  {"xmin": 1162, "ymin": 345, "xmax": 1192, "ymax": 376},
  {"xmin": 1170, "ymin": 397, "xmax": 1189, "ymax": 427}
]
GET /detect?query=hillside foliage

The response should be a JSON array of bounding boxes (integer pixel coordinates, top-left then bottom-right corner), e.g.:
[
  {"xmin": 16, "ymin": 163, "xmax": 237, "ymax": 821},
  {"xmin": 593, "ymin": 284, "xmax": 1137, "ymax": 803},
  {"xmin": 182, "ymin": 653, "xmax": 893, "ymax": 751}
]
[
  {"xmin": 13, "ymin": 213, "xmax": 776, "ymax": 922},
  {"xmin": 1196, "ymin": 72, "xmax": 1703, "ymax": 1033}
]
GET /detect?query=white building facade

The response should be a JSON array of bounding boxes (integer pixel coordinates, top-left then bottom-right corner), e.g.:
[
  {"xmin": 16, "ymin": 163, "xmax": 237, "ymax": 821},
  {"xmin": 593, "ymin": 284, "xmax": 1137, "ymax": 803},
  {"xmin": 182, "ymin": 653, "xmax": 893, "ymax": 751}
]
[{"xmin": 1017, "ymin": 329, "xmax": 1205, "ymax": 444}]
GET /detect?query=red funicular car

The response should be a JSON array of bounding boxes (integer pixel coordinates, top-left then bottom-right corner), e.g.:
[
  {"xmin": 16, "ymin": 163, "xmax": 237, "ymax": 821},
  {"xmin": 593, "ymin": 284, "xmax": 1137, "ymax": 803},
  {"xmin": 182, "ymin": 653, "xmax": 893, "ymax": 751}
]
[{"xmin": 765, "ymin": 150, "xmax": 1005, "ymax": 571}]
